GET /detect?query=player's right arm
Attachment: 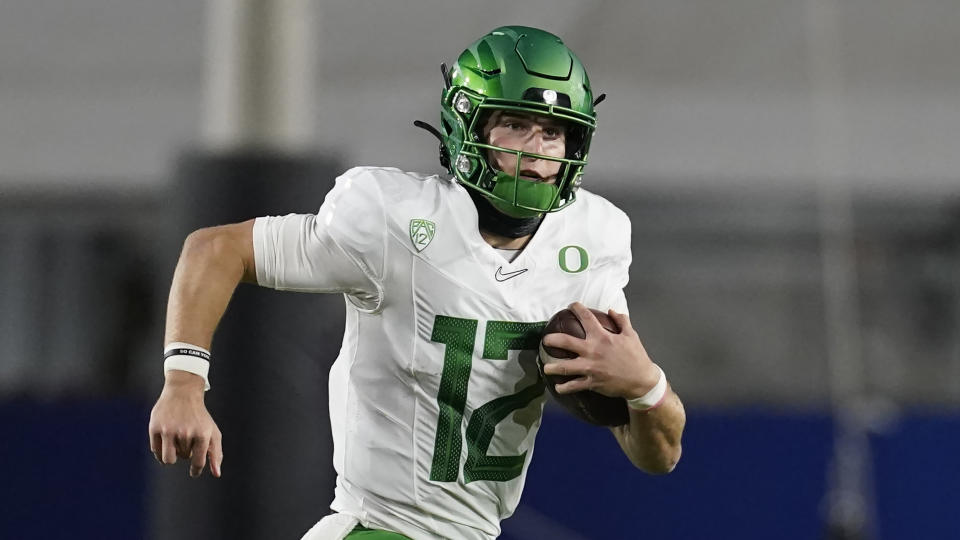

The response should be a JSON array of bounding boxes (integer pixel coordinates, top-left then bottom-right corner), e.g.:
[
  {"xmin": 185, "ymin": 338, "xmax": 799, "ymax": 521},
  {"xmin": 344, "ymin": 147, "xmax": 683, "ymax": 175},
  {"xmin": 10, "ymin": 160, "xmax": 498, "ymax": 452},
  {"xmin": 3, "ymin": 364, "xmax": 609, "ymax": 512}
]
[
  {"xmin": 148, "ymin": 168, "xmax": 388, "ymax": 479},
  {"xmin": 148, "ymin": 220, "xmax": 256, "ymax": 479}
]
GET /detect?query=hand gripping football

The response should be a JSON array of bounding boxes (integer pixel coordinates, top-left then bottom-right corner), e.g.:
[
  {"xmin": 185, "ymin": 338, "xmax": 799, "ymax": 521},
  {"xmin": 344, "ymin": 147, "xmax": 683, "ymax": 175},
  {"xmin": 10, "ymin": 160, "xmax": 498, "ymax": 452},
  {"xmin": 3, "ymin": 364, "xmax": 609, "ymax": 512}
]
[{"xmin": 538, "ymin": 308, "xmax": 630, "ymax": 426}]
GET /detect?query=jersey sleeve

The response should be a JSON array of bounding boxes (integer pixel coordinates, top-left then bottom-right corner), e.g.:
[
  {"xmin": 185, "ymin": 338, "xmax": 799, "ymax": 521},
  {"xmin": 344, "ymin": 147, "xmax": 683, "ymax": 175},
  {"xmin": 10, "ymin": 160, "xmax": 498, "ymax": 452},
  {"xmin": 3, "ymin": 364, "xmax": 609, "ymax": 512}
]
[{"xmin": 253, "ymin": 168, "xmax": 387, "ymax": 311}]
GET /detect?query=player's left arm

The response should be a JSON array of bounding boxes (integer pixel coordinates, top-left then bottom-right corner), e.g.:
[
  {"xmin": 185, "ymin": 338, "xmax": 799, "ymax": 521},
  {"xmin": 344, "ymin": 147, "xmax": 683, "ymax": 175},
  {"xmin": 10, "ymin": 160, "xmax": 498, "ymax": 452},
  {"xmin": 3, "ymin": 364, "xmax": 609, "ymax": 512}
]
[{"xmin": 540, "ymin": 302, "xmax": 685, "ymax": 474}]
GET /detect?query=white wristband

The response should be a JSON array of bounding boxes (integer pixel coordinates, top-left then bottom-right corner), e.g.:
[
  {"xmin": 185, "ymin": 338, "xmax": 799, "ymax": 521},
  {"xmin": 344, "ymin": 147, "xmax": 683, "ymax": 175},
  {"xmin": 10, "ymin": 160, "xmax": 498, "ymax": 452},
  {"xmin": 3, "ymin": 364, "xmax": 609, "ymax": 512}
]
[
  {"xmin": 163, "ymin": 342, "xmax": 211, "ymax": 391},
  {"xmin": 626, "ymin": 365, "xmax": 667, "ymax": 411}
]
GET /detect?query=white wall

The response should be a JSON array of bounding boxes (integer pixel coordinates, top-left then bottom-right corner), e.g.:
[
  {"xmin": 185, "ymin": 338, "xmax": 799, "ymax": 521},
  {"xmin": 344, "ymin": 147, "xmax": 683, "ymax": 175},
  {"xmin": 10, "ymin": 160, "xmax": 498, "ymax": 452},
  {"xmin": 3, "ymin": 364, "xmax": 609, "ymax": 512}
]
[{"xmin": 1, "ymin": 0, "xmax": 957, "ymax": 193}]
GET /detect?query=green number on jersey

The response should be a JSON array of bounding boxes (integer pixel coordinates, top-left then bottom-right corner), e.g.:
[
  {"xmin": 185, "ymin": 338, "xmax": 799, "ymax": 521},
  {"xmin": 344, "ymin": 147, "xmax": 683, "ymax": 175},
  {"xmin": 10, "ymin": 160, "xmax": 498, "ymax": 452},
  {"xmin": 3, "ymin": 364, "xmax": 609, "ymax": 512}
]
[
  {"xmin": 429, "ymin": 316, "xmax": 546, "ymax": 483},
  {"xmin": 429, "ymin": 315, "xmax": 478, "ymax": 482}
]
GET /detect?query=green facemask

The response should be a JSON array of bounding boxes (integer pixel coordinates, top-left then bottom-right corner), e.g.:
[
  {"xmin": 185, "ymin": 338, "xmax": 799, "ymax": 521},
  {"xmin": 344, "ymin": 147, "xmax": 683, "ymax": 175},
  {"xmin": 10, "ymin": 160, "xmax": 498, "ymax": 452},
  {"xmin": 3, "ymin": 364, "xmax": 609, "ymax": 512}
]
[
  {"xmin": 488, "ymin": 171, "xmax": 560, "ymax": 218},
  {"xmin": 436, "ymin": 26, "xmax": 599, "ymax": 216}
]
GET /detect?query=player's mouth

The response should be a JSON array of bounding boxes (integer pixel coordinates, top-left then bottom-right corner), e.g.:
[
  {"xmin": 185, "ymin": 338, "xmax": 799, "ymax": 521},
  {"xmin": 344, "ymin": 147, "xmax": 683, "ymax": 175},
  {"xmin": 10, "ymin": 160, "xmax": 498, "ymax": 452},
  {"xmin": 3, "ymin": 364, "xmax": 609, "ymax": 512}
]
[{"xmin": 518, "ymin": 170, "xmax": 551, "ymax": 183}]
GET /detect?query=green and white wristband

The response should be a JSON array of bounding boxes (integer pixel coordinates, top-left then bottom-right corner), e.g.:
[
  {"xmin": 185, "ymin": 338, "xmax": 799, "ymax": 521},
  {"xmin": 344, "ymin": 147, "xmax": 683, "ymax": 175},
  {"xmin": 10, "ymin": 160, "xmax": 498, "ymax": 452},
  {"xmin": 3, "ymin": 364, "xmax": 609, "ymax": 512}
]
[{"xmin": 163, "ymin": 342, "xmax": 211, "ymax": 391}]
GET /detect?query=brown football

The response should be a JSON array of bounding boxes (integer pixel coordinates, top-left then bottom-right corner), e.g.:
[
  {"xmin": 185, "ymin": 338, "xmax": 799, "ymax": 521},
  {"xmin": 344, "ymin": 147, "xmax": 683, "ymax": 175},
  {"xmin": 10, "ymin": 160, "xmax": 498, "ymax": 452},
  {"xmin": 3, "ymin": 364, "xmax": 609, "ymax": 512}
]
[{"xmin": 538, "ymin": 308, "xmax": 630, "ymax": 426}]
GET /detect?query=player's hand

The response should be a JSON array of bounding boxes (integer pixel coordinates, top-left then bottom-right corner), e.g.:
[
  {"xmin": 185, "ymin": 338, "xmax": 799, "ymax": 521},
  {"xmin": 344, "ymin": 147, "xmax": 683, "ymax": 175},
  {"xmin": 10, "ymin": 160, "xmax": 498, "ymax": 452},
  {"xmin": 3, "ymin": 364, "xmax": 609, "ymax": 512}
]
[
  {"xmin": 148, "ymin": 370, "xmax": 223, "ymax": 478},
  {"xmin": 541, "ymin": 302, "xmax": 661, "ymax": 399}
]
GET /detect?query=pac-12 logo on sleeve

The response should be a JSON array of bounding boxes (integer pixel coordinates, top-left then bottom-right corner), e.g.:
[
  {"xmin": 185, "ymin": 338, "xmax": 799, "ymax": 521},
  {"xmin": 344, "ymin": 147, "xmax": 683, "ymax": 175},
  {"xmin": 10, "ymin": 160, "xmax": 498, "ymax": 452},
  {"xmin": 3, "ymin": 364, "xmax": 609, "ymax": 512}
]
[{"xmin": 409, "ymin": 219, "xmax": 436, "ymax": 252}]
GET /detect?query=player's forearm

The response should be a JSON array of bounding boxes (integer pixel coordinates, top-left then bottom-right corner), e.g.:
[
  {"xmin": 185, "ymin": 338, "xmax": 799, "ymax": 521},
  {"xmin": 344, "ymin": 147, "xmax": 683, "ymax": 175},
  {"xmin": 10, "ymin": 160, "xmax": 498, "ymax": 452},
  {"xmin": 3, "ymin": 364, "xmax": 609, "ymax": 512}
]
[
  {"xmin": 164, "ymin": 224, "xmax": 255, "ymax": 352},
  {"xmin": 612, "ymin": 388, "xmax": 685, "ymax": 474}
]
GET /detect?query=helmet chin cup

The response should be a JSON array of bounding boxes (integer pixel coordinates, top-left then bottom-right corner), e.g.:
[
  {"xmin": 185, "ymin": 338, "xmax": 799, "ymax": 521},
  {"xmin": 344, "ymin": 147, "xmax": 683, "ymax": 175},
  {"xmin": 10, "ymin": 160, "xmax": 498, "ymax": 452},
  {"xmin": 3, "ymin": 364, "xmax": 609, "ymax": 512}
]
[{"xmin": 487, "ymin": 171, "xmax": 559, "ymax": 218}]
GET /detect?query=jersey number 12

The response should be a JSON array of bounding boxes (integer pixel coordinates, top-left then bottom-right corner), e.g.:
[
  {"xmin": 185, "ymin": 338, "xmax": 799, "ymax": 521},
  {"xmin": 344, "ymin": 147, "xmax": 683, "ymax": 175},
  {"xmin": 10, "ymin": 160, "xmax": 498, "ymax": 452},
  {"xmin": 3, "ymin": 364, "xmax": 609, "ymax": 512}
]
[{"xmin": 429, "ymin": 315, "xmax": 545, "ymax": 484}]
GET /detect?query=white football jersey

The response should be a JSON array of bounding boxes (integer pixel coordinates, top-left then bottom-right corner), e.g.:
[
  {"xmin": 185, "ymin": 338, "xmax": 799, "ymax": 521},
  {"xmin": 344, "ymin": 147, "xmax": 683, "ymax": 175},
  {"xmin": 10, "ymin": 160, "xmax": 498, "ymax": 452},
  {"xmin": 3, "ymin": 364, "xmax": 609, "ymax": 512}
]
[{"xmin": 253, "ymin": 166, "xmax": 631, "ymax": 540}]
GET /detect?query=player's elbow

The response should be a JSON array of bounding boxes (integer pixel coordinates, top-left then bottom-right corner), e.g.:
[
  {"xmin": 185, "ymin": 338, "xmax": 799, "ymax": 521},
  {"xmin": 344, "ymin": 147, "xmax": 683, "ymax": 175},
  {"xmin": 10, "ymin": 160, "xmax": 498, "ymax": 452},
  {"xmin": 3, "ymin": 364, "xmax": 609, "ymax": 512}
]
[
  {"xmin": 633, "ymin": 444, "xmax": 681, "ymax": 475},
  {"xmin": 183, "ymin": 226, "xmax": 217, "ymax": 252},
  {"xmin": 183, "ymin": 227, "xmax": 232, "ymax": 263},
  {"xmin": 644, "ymin": 457, "xmax": 680, "ymax": 475},
  {"xmin": 182, "ymin": 222, "xmax": 257, "ymax": 282}
]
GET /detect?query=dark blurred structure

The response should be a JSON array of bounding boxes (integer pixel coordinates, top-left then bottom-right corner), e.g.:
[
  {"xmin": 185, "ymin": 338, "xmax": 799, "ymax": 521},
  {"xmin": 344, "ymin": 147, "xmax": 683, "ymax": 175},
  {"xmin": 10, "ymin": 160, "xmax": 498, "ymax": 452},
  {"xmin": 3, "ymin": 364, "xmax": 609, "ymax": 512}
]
[{"xmin": 150, "ymin": 152, "xmax": 343, "ymax": 540}]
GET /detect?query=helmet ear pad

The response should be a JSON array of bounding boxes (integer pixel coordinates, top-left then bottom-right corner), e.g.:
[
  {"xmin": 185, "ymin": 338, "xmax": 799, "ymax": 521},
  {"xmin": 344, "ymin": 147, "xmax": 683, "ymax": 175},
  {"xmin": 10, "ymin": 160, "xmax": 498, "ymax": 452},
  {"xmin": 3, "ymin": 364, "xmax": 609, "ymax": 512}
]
[
  {"xmin": 476, "ymin": 110, "xmax": 503, "ymax": 150},
  {"xmin": 471, "ymin": 111, "xmax": 501, "ymax": 187},
  {"xmin": 564, "ymin": 124, "xmax": 588, "ymax": 160}
]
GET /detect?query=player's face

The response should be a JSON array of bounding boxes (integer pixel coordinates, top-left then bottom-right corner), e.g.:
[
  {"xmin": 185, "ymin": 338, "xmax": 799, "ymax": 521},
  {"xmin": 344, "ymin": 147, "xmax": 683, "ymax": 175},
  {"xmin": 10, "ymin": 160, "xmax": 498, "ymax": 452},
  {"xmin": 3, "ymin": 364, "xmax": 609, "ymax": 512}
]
[{"xmin": 483, "ymin": 112, "xmax": 567, "ymax": 184}]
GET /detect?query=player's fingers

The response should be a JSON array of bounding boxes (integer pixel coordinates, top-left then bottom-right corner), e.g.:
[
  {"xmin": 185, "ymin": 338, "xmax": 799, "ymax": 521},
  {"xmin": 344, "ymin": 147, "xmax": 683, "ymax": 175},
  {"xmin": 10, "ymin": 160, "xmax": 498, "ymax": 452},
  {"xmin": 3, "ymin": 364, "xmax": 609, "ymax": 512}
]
[
  {"xmin": 209, "ymin": 432, "xmax": 223, "ymax": 478},
  {"xmin": 541, "ymin": 332, "xmax": 585, "ymax": 355},
  {"xmin": 175, "ymin": 433, "xmax": 192, "ymax": 460},
  {"xmin": 150, "ymin": 431, "xmax": 164, "ymax": 463},
  {"xmin": 541, "ymin": 359, "xmax": 589, "ymax": 377},
  {"xmin": 608, "ymin": 309, "xmax": 636, "ymax": 336},
  {"xmin": 189, "ymin": 436, "xmax": 211, "ymax": 478},
  {"xmin": 569, "ymin": 302, "xmax": 604, "ymax": 334},
  {"xmin": 161, "ymin": 430, "xmax": 178, "ymax": 465},
  {"xmin": 554, "ymin": 377, "xmax": 590, "ymax": 394}
]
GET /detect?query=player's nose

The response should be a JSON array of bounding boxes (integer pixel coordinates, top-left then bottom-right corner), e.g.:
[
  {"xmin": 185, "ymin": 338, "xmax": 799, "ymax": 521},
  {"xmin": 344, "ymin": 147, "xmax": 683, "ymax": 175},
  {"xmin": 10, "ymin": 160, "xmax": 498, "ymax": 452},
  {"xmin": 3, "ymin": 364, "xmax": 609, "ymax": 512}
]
[{"xmin": 521, "ymin": 128, "xmax": 545, "ymax": 155}]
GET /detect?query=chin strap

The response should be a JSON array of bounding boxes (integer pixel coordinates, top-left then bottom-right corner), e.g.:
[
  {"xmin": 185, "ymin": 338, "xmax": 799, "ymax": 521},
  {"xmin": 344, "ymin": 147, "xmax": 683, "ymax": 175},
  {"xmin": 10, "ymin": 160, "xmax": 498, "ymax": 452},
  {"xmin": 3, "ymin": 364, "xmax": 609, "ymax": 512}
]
[
  {"xmin": 413, "ymin": 120, "xmax": 442, "ymax": 141},
  {"xmin": 467, "ymin": 188, "xmax": 543, "ymax": 239},
  {"xmin": 414, "ymin": 120, "xmax": 450, "ymax": 170}
]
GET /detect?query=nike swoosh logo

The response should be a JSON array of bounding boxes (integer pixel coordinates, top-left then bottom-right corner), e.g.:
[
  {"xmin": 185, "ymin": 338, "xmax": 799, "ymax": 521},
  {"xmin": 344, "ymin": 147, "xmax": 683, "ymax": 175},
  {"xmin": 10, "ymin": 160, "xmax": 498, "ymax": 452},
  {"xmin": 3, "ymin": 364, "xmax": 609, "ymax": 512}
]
[{"xmin": 495, "ymin": 266, "xmax": 529, "ymax": 282}]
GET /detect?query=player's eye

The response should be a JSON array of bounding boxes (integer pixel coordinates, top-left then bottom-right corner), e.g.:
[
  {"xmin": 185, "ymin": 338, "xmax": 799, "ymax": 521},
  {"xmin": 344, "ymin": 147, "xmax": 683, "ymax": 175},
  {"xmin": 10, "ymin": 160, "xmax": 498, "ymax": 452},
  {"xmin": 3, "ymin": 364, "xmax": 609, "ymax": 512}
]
[{"xmin": 543, "ymin": 127, "xmax": 563, "ymax": 139}]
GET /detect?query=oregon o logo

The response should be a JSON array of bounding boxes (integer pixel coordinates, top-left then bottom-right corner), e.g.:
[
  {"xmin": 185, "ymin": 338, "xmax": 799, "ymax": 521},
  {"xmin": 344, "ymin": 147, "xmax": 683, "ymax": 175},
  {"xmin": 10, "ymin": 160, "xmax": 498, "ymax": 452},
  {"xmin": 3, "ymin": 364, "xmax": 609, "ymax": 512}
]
[{"xmin": 558, "ymin": 245, "xmax": 589, "ymax": 273}]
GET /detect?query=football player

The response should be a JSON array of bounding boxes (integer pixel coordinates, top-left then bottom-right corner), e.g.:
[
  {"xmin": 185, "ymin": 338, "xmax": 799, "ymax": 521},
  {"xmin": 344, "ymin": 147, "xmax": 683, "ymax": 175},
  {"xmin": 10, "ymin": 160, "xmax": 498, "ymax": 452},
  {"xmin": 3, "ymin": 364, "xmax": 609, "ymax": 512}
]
[{"xmin": 149, "ymin": 26, "xmax": 685, "ymax": 540}]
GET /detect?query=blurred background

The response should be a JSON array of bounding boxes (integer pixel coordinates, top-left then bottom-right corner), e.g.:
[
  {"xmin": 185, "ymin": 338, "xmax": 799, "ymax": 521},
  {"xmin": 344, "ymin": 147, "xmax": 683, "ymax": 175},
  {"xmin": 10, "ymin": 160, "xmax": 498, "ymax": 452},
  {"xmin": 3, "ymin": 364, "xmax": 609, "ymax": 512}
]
[{"xmin": 1, "ymin": 0, "xmax": 958, "ymax": 539}]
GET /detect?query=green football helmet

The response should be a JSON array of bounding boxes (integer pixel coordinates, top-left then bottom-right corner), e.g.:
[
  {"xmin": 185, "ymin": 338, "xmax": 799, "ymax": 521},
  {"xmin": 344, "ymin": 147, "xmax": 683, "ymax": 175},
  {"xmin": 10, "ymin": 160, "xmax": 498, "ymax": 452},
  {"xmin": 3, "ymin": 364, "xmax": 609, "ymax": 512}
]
[{"xmin": 436, "ymin": 26, "xmax": 599, "ymax": 218}]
